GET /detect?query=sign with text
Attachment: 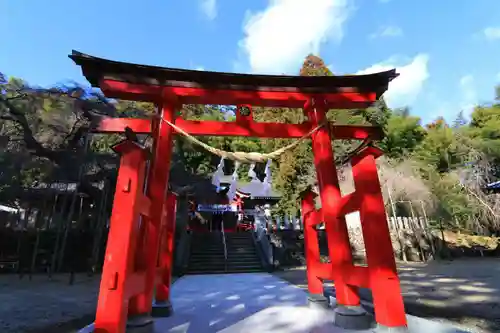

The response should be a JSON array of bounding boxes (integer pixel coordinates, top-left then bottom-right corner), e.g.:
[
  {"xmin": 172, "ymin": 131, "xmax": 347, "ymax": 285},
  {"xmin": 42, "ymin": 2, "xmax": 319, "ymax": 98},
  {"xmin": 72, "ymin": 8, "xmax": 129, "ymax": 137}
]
[{"xmin": 197, "ymin": 204, "xmax": 238, "ymax": 213}]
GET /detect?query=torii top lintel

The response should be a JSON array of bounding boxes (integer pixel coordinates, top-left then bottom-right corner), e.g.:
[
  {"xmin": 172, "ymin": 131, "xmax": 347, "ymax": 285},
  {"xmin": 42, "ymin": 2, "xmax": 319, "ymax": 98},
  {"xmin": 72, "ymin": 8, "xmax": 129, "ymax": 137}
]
[{"xmin": 69, "ymin": 50, "xmax": 398, "ymax": 108}]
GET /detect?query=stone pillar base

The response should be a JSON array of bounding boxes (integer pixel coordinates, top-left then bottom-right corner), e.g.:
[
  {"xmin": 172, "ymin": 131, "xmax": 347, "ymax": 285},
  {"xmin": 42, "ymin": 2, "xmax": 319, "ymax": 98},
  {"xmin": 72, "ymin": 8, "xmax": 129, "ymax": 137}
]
[
  {"xmin": 333, "ymin": 305, "xmax": 374, "ymax": 330},
  {"xmin": 126, "ymin": 315, "xmax": 154, "ymax": 333},
  {"xmin": 152, "ymin": 300, "xmax": 173, "ymax": 317},
  {"xmin": 307, "ymin": 293, "xmax": 330, "ymax": 310}
]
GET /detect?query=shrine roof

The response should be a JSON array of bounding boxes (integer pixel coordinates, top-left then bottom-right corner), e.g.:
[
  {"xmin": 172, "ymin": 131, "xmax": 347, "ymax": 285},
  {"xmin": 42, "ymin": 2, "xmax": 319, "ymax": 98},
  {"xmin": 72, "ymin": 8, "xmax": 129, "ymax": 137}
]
[
  {"xmin": 69, "ymin": 50, "xmax": 398, "ymax": 97},
  {"xmin": 219, "ymin": 175, "xmax": 281, "ymax": 199}
]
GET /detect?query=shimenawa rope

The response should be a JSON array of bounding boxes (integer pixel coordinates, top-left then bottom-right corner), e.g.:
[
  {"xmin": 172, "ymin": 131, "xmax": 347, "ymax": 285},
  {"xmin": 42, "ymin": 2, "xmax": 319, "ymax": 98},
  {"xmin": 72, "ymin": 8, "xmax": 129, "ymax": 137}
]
[
  {"xmin": 158, "ymin": 116, "xmax": 327, "ymax": 164},
  {"xmin": 157, "ymin": 115, "xmax": 373, "ymax": 165}
]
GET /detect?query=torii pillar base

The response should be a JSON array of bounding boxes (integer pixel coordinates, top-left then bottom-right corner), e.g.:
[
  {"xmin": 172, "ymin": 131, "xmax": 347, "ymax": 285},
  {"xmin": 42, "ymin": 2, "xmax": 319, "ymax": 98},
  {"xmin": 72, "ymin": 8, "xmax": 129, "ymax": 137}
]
[
  {"xmin": 307, "ymin": 293, "xmax": 329, "ymax": 310},
  {"xmin": 126, "ymin": 315, "xmax": 154, "ymax": 333},
  {"xmin": 152, "ymin": 300, "xmax": 173, "ymax": 317},
  {"xmin": 323, "ymin": 288, "xmax": 374, "ymax": 330},
  {"xmin": 333, "ymin": 305, "xmax": 374, "ymax": 330}
]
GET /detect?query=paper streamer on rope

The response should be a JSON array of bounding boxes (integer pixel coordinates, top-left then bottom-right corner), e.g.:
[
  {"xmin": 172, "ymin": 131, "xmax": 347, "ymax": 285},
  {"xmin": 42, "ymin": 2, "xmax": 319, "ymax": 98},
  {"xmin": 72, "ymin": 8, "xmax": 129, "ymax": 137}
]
[
  {"xmin": 275, "ymin": 216, "xmax": 282, "ymax": 229},
  {"xmin": 212, "ymin": 157, "xmax": 225, "ymax": 192},
  {"xmin": 263, "ymin": 159, "xmax": 272, "ymax": 196},
  {"xmin": 227, "ymin": 161, "xmax": 240, "ymax": 202},
  {"xmin": 248, "ymin": 163, "xmax": 257, "ymax": 180}
]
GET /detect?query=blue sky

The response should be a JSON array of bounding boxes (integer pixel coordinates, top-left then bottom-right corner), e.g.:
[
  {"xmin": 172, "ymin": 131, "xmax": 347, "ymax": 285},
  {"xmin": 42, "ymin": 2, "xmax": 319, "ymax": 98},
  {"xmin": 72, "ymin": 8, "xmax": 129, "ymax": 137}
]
[{"xmin": 1, "ymin": 0, "xmax": 500, "ymax": 124}]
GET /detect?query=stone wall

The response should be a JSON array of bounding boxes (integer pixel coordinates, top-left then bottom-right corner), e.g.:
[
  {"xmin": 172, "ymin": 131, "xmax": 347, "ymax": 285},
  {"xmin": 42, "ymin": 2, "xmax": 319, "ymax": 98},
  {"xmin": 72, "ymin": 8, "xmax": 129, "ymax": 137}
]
[
  {"xmin": 346, "ymin": 225, "xmax": 434, "ymax": 262},
  {"xmin": 270, "ymin": 221, "xmax": 435, "ymax": 268}
]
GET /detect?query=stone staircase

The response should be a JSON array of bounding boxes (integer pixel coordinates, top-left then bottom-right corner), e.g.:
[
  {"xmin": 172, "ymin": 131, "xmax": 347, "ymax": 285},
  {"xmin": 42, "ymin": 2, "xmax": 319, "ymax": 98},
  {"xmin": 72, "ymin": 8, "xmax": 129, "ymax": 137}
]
[
  {"xmin": 186, "ymin": 232, "xmax": 263, "ymax": 274},
  {"xmin": 186, "ymin": 232, "xmax": 226, "ymax": 274},
  {"xmin": 225, "ymin": 232, "xmax": 264, "ymax": 273}
]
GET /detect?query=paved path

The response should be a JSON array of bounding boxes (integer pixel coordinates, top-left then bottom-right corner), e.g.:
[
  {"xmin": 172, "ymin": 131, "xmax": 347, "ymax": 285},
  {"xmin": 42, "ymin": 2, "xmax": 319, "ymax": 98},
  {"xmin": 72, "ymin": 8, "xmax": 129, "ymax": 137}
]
[
  {"xmin": 274, "ymin": 259, "xmax": 500, "ymax": 333},
  {"xmin": 145, "ymin": 273, "xmax": 464, "ymax": 333},
  {"xmin": 2, "ymin": 260, "xmax": 497, "ymax": 332}
]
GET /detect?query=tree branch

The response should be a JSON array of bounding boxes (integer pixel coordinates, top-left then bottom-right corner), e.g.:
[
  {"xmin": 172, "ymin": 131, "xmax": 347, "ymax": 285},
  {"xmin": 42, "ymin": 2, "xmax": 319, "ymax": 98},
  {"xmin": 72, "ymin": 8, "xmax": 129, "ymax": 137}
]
[{"xmin": 0, "ymin": 97, "xmax": 59, "ymax": 162}]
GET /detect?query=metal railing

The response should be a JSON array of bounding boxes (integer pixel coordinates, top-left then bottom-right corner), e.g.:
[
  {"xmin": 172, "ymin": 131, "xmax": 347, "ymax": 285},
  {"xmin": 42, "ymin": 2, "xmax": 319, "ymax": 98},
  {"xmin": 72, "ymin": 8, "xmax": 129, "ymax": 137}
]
[
  {"xmin": 253, "ymin": 217, "xmax": 273, "ymax": 267},
  {"xmin": 221, "ymin": 220, "xmax": 228, "ymax": 271}
]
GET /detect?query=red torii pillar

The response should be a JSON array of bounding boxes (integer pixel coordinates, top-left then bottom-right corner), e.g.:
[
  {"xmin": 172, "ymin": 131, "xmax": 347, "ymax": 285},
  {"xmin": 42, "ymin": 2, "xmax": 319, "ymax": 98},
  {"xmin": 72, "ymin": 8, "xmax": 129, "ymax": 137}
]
[
  {"xmin": 351, "ymin": 147, "xmax": 406, "ymax": 329},
  {"xmin": 154, "ymin": 191, "xmax": 178, "ymax": 312},
  {"xmin": 307, "ymin": 98, "xmax": 361, "ymax": 308},
  {"xmin": 92, "ymin": 105, "xmax": 179, "ymax": 333},
  {"xmin": 128, "ymin": 102, "xmax": 177, "ymax": 319},
  {"xmin": 301, "ymin": 143, "xmax": 407, "ymax": 330},
  {"xmin": 93, "ymin": 140, "xmax": 151, "ymax": 333}
]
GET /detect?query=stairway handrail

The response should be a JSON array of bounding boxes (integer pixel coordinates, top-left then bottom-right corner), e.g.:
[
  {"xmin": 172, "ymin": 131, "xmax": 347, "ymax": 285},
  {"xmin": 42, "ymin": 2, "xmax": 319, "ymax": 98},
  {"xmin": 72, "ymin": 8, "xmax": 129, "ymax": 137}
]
[
  {"xmin": 253, "ymin": 217, "xmax": 274, "ymax": 268},
  {"xmin": 221, "ymin": 220, "xmax": 228, "ymax": 271}
]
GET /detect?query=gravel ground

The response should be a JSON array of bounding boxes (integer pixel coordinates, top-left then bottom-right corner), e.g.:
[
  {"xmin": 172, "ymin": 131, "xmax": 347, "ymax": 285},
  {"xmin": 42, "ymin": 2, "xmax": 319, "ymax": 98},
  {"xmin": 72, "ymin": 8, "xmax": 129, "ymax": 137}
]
[
  {"xmin": 273, "ymin": 259, "xmax": 500, "ymax": 333},
  {"xmin": 0, "ymin": 274, "xmax": 100, "ymax": 333},
  {"xmin": 0, "ymin": 274, "xmax": 182, "ymax": 333}
]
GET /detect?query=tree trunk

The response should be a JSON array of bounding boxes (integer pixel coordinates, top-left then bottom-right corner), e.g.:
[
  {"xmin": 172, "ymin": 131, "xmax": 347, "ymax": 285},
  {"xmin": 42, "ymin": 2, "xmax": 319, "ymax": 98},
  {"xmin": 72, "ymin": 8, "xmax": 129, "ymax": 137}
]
[{"xmin": 57, "ymin": 192, "xmax": 79, "ymax": 272}]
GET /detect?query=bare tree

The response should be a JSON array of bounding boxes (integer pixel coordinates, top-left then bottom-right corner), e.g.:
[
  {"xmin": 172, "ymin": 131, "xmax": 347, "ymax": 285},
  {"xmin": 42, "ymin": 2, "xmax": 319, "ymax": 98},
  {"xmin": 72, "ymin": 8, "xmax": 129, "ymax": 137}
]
[{"xmin": 455, "ymin": 150, "xmax": 500, "ymax": 233}]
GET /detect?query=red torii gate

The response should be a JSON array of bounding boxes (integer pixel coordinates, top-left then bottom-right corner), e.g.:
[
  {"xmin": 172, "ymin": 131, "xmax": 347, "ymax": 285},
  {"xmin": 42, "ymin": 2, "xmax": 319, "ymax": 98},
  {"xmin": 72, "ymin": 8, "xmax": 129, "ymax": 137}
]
[{"xmin": 70, "ymin": 51, "xmax": 407, "ymax": 333}]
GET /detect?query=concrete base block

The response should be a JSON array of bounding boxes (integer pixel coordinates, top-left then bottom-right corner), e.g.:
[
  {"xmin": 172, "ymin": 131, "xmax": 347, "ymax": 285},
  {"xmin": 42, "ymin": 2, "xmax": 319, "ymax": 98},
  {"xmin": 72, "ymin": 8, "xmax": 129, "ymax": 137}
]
[
  {"xmin": 375, "ymin": 325, "xmax": 409, "ymax": 332},
  {"xmin": 126, "ymin": 315, "xmax": 154, "ymax": 333},
  {"xmin": 307, "ymin": 293, "xmax": 330, "ymax": 310},
  {"xmin": 333, "ymin": 305, "xmax": 374, "ymax": 330},
  {"xmin": 152, "ymin": 300, "xmax": 173, "ymax": 317}
]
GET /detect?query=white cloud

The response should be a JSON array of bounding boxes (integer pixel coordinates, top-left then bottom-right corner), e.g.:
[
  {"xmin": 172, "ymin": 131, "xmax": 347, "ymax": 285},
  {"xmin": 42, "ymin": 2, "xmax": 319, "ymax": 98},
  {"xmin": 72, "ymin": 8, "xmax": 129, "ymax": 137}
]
[
  {"xmin": 356, "ymin": 54, "xmax": 430, "ymax": 109},
  {"xmin": 189, "ymin": 60, "xmax": 206, "ymax": 71},
  {"xmin": 483, "ymin": 27, "xmax": 500, "ymax": 40},
  {"xmin": 200, "ymin": 0, "xmax": 217, "ymax": 20},
  {"xmin": 237, "ymin": 0, "xmax": 354, "ymax": 74},
  {"xmin": 369, "ymin": 25, "xmax": 403, "ymax": 39},
  {"xmin": 459, "ymin": 74, "xmax": 477, "ymax": 115},
  {"xmin": 459, "ymin": 74, "xmax": 474, "ymax": 88}
]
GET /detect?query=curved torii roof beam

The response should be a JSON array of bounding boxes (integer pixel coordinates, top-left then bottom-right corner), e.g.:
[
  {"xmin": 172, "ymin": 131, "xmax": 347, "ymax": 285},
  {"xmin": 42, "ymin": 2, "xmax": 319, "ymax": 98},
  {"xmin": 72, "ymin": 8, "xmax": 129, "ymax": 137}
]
[{"xmin": 69, "ymin": 50, "xmax": 398, "ymax": 108}]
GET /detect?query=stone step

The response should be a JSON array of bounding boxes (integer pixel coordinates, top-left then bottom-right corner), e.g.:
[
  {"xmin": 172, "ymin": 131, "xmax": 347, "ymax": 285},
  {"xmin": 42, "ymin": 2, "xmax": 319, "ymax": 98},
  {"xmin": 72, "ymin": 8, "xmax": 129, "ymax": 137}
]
[
  {"xmin": 191, "ymin": 245, "xmax": 224, "ymax": 249},
  {"xmin": 186, "ymin": 269, "xmax": 226, "ymax": 274},
  {"xmin": 190, "ymin": 252, "xmax": 224, "ymax": 255},
  {"xmin": 190, "ymin": 250, "xmax": 225, "ymax": 254},
  {"xmin": 190, "ymin": 252, "xmax": 225, "ymax": 256},
  {"xmin": 226, "ymin": 248, "xmax": 258, "ymax": 253},
  {"xmin": 187, "ymin": 264, "xmax": 226, "ymax": 271},
  {"xmin": 185, "ymin": 267, "xmax": 264, "ymax": 275},
  {"xmin": 225, "ymin": 267, "xmax": 263, "ymax": 273},
  {"xmin": 189, "ymin": 258, "xmax": 226, "ymax": 264},
  {"xmin": 192, "ymin": 244, "xmax": 224, "ymax": 247},
  {"xmin": 226, "ymin": 240, "xmax": 254, "ymax": 244},
  {"xmin": 227, "ymin": 252, "xmax": 258, "ymax": 256},
  {"xmin": 227, "ymin": 256, "xmax": 260, "ymax": 262},
  {"xmin": 188, "ymin": 261, "xmax": 226, "ymax": 267},
  {"xmin": 227, "ymin": 255, "xmax": 258, "ymax": 260},
  {"xmin": 187, "ymin": 231, "xmax": 263, "ymax": 274},
  {"xmin": 226, "ymin": 263, "xmax": 262, "ymax": 268}
]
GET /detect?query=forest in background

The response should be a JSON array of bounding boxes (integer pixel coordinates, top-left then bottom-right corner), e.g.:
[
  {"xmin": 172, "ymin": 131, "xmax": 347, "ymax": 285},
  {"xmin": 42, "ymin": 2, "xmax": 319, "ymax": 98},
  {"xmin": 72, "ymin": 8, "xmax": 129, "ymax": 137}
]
[{"xmin": 1, "ymin": 55, "xmax": 500, "ymax": 237}]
